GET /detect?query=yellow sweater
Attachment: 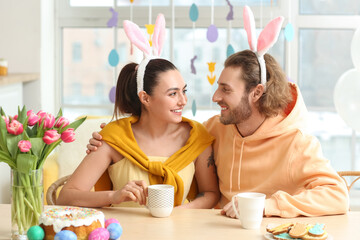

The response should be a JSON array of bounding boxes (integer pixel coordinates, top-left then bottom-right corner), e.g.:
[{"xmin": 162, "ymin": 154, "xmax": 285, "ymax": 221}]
[{"xmin": 100, "ymin": 116, "xmax": 214, "ymax": 206}]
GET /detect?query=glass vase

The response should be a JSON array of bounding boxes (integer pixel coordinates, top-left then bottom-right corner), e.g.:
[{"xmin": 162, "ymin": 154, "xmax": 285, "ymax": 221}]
[{"xmin": 11, "ymin": 169, "xmax": 43, "ymax": 240}]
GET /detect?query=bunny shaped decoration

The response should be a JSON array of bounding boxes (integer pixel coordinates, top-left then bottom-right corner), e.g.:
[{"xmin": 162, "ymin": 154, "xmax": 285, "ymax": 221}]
[
  {"xmin": 123, "ymin": 14, "xmax": 166, "ymax": 94},
  {"xmin": 243, "ymin": 5, "xmax": 284, "ymax": 91}
]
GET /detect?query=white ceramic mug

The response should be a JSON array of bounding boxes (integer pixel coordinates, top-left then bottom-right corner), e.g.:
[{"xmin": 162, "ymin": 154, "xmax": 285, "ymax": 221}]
[
  {"xmin": 231, "ymin": 192, "xmax": 266, "ymax": 229},
  {"xmin": 147, "ymin": 184, "xmax": 174, "ymax": 218}
]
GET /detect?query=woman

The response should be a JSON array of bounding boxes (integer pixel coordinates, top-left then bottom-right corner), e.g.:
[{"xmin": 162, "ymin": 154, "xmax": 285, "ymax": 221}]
[{"xmin": 57, "ymin": 59, "xmax": 220, "ymax": 208}]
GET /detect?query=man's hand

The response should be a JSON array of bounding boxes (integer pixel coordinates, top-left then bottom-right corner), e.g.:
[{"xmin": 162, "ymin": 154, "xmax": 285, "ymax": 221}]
[
  {"xmin": 220, "ymin": 201, "xmax": 238, "ymax": 218},
  {"xmin": 86, "ymin": 122, "xmax": 106, "ymax": 154}
]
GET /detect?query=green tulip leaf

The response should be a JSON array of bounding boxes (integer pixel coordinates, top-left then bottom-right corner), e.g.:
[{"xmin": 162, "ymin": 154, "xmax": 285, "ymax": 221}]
[{"xmin": 16, "ymin": 153, "xmax": 38, "ymax": 173}]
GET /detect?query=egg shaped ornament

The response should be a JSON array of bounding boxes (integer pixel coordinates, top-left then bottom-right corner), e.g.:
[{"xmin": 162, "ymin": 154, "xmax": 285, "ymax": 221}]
[
  {"xmin": 351, "ymin": 27, "xmax": 360, "ymax": 71},
  {"xmin": 226, "ymin": 44, "xmax": 235, "ymax": 57},
  {"xmin": 27, "ymin": 226, "xmax": 45, "ymax": 240},
  {"xmin": 108, "ymin": 49, "xmax": 119, "ymax": 67},
  {"xmin": 109, "ymin": 86, "xmax": 116, "ymax": 103},
  {"xmin": 88, "ymin": 228, "xmax": 110, "ymax": 240},
  {"xmin": 107, "ymin": 222, "xmax": 123, "ymax": 240},
  {"xmin": 334, "ymin": 68, "xmax": 360, "ymax": 132},
  {"xmin": 105, "ymin": 218, "xmax": 120, "ymax": 228},
  {"xmin": 284, "ymin": 23, "xmax": 294, "ymax": 41},
  {"xmin": 207, "ymin": 24, "xmax": 218, "ymax": 42},
  {"xmin": 189, "ymin": 3, "xmax": 199, "ymax": 22},
  {"xmin": 54, "ymin": 230, "xmax": 77, "ymax": 240}
]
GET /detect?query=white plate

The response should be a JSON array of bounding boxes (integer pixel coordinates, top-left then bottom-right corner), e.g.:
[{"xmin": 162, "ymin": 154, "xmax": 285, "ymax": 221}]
[{"xmin": 263, "ymin": 232, "xmax": 333, "ymax": 240}]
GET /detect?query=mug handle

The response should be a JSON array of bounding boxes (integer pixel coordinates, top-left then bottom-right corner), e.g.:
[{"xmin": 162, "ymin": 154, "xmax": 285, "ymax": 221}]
[{"xmin": 231, "ymin": 195, "xmax": 241, "ymax": 219}]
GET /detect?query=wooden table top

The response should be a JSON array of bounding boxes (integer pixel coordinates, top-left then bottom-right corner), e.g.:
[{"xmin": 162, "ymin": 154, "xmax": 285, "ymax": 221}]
[{"xmin": 1, "ymin": 204, "xmax": 359, "ymax": 239}]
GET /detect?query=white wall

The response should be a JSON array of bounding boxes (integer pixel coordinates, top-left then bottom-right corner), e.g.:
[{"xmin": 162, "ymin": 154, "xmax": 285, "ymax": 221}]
[{"xmin": 0, "ymin": 0, "xmax": 41, "ymax": 203}]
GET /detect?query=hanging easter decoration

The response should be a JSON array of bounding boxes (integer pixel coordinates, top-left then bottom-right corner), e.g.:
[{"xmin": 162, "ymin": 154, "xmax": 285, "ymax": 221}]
[
  {"xmin": 129, "ymin": 0, "xmax": 134, "ymax": 54},
  {"xmin": 190, "ymin": 55, "xmax": 197, "ymax": 74},
  {"xmin": 192, "ymin": 100, "xmax": 197, "ymax": 116},
  {"xmin": 189, "ymin": 3, "xmax": 199, "ymax": 75},
  {"xmin": 107, "ymin": 8, "xmax": 120, "ymax": 67},
  {"xmin": 145, "ymin": 24, "xmax": 155, "ymax": 46},
  {"xmin": 206, "ymin": 0, "xmax": 218, "ymax": 42},
  {"xmin": 189, "ymin": 3, "xmax": 199, "ymax": 115},
  {"xmin": 207, "ymin": 62, "xmax": 216, "ymax": 85},
  {"xmin": 109, "ymin": 86, "xmax": 116, "ymax": 103},
  {"xmin": 333, "ymin": 69, "xmax": 360, "ymax": 132},
  {"xmin": 351, "ymin": 27, "xmax": 360, "ymax": 71},
  {"xmin": 284, "ymin": 0, "xmax": 294, "ymax": 42},
  {"xmin": 225, "ymin": 0, "xmax": 234, "ymax": 57},
  {"xmin": 207, "ymin": 25, "xmax": 218, "ymax": 42},
  {"xmin": 108, "ymin": 49, "xmax": 119, "ymax": 67},
  {"xmin": 227, "ymin": 44, "xmax": 235, "ymax": 57},
  {"xmin": 189, "ymin": 3, "xmax": 199, "ymax": 22},
  {"xmin": 284, "ymin": 23, "xmax": 294, "ymax": 41},
  {"xmin": 107, "ymin": 7, "xmax": 118, "ymax": 27}
]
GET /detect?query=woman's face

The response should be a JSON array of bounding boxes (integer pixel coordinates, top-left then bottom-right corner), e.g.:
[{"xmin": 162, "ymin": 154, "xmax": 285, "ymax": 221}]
[{"xmin": 146, "ymin": 70, "xmax": 187, "ymax": 123}]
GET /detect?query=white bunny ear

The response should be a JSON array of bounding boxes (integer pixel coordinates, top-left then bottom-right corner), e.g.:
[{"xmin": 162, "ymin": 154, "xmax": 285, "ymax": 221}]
[
  {"xmin": 257, "ymin": 16, "xmax": 284, "ymax": 56},
  {"xmin": 243, "ymin": 5, "xmax": 257, "ymax": 52},
  {"xmin": 123, "ymin": 20, "xmax": 151, "ymax": 56},
  {"xmin": 152, "ymin": 14, "xmax": 166, "ymax": 56}
]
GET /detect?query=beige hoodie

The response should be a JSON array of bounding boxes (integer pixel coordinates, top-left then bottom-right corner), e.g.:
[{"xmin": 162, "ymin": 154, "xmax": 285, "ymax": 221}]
[{"xmin": 204, "ymin": 83, "xmax": 349, "ymax": 217}]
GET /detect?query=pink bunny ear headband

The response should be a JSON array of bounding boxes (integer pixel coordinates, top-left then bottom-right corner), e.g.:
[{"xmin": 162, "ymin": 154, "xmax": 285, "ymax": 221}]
[
  {"xmin": 123, "ymin": 14, "xmax": 166, "ymax": 94},
  {"xmin": 243, "ymin": 5, "xmax": 284, "ymax": 92}
]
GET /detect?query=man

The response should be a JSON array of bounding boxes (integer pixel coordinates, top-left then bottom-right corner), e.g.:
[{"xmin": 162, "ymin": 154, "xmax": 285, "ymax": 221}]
[{"xmin": 204, "ymin": 49, "xmax": 349, "ymax": 218}]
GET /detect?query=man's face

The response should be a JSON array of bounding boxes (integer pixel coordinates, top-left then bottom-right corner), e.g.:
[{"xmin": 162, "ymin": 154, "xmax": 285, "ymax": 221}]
[{"xmin": 212, "ymin": 67, "xmax": 252, "ymax": 125}]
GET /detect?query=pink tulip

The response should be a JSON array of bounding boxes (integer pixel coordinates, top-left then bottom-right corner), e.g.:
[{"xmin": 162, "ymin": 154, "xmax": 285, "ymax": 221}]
[
  {"xmin": 7, "ymin": 120, "xmax": 24, "ymax": 135},
  {"xmin": 61, "ymin": 128, "xmax": 75, "ymax": 143},
  {"xmin": 43, "ymin": 130, "xmax": 60, "ymax": 144},
  {"xmin": 55, "ymin": 116, "xmax": 70, "ymax": 129},
  {"xmin": 12, "ymin": 115, "xmax": 18, "ymax": 120},
  {"xmin": 37, "ymin": 110, "xmax": 47, "ymax": 119},
  {"xmin": 18, "ymin": 140, "xmax": 32, "ymax": 152},
  {"xmin": 41, "ymin": 113, "xmax": 55, "ymax": 129},
  {"xmin": 27, "ymin": 110, "xmax": 40, "ymax": 126}
]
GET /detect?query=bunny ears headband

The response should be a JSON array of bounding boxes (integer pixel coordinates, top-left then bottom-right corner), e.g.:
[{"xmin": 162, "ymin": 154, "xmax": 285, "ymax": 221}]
[
  {"xmin": 243, "ymin": 6, "xmax": 284, "ymax": 92},
  {"xmin": 123, "ymin": 14, "xmax": 166, "ymax": 94}
]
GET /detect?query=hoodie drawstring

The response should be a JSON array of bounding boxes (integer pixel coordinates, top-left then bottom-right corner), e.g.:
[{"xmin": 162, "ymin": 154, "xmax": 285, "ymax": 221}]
[{"xmin": 229, "ymin": 135, "xmax": 245, "ymax": 193}]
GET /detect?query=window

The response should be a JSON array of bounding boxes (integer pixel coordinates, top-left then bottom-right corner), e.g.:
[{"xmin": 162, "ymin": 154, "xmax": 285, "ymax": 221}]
[{"xmin": 56, "ymin": 0, "xmax": 360, "ymax": 174}]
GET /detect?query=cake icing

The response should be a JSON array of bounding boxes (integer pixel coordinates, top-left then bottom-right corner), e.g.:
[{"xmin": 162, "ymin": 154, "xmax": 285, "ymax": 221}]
[{"xmin": 39, "ymin": 206, "xmax": 105, "ymax": 233}]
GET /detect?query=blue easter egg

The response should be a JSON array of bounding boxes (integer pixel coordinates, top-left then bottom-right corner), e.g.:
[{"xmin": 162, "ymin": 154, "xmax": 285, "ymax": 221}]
[
  {"xmin": 88, "ymin": 228, "xmax": 110, "ymax": 240},
  {"xmin": 108, "ymin": 49, "xmax": 119, "ymax": 67},
  {"xmin": 191, "ymin": 100, "xmax": 197, "ymax": 116},
  {"xmin": 284, "ymin": 23, "xmax": 294, "ymax": 41},
  {"xmin": 27, "ymin": 226, "xmax": 45, "ymax": 240},
  {"xmin": 107, "ymin": 223, "xmax": 123, "ymax": 240},
  {"xmin": 226, "ymin": 44, "xmax": 235, "ymax": 57},
  {"xmin": 207, "ymin": 24, "xmax": 218, "ymax": 42},
  {"xmin": 189, "ymin": 3, "xmax": 199, "ymax": 22},
  {"xmin": 54, "ymin": 230, "xmax": 77, "ymax": 240}
]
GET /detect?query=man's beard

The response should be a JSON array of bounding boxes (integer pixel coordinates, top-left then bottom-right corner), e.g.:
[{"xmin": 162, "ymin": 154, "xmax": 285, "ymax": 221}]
[{"xmin": 220, "ymin": 94, "xmax": 252, "ymax": 125}]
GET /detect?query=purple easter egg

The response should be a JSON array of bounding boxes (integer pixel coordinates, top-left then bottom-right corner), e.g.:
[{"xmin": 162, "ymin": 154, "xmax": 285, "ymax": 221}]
[
  {"xmin": 109, "ymin": 86, "xmax": 116, "ymax": 103},
  {"xmin": 54, "ymin": 230, "xmax": 77, "ymax": 240},
  {"xmin": 207, "ymin": 24, "xmax": 218, "ymax": 42},
  {"xmin": 105, "ymin": 218, "xmax": 120, "ymax": 228},
  {"xmin": 107, "ymin": 222, "xmax": 123, "ymax": 240},
  {"xmin": 88, "ymin": 228, "xmax": 110, "ymax": 240}
]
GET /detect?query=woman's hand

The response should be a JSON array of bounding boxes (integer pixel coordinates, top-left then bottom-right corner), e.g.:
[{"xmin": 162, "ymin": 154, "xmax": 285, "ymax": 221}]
[
  {"xmin": 112, "ymin": 180, "xmax": 148, "ymax": 205},
  {"xmin": 86, "ymin": 123, "xmax": 106, "ymax": 154}
]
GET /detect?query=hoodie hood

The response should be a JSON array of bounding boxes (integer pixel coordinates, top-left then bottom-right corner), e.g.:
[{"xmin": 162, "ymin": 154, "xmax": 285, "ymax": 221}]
[{"xmin": 239, "ymin": 83, "xmax": 309, "ymax": 141}]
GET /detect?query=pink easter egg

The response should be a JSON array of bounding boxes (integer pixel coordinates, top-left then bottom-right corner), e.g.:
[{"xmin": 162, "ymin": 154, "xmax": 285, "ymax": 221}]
[
  {"xmin": 105, "ymin": 218, "xmax": 120, "ymax": 228},
  {"xmin": 88, "ymin": 228, "xmax": 110, "ymax": 240}
]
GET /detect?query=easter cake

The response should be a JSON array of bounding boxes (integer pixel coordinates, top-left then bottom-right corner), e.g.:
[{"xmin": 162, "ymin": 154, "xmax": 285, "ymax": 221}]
[{"xmin": 39, "ymin": 206, "xmax": 105, "ymax": 240}]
